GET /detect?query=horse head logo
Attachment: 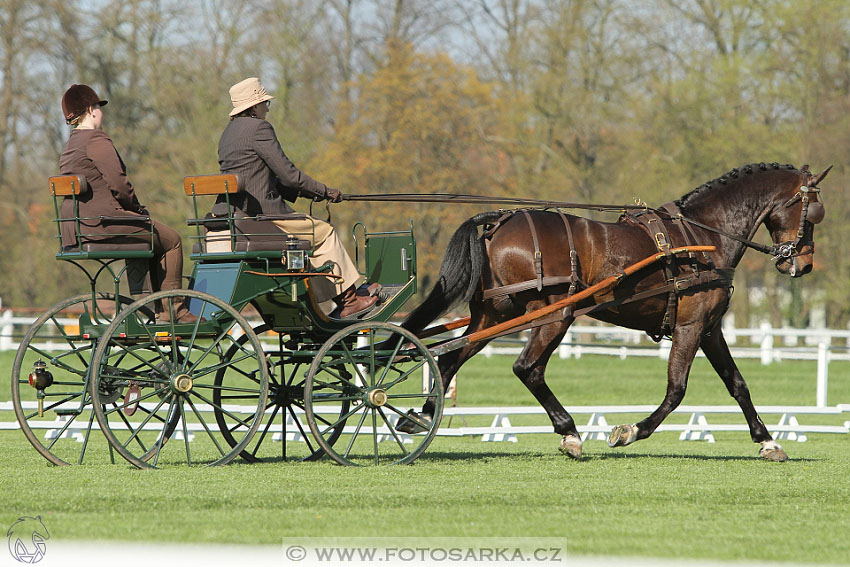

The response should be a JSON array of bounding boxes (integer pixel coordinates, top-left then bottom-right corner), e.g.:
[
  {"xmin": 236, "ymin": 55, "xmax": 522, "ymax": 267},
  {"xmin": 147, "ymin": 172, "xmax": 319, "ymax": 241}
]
[{"xmin": 6, "ymin": 516, "xmax": 50, "ymax": 564}]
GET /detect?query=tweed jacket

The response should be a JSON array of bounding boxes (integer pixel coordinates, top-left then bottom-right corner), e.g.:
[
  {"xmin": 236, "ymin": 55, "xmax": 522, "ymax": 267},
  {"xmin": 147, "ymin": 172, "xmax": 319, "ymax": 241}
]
[
  {"xmin": 58, "ymin": 129, "xmax": 148, "ymax": 248},
  {"xmin": 217, "ymin": 116, "xmax": 329, "ymax": 216}
]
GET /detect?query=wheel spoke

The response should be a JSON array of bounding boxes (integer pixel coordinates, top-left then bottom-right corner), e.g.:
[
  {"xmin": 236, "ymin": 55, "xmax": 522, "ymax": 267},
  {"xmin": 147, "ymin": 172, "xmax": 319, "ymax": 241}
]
[
  {"xmin": 377, "ymin": 334, "xmax": 406, "ymax": 386},
  {"xmin": 383, "ymin": 402, "xmax": 432, "ymax": 431},
  {"xmin": 340, "ymin": 343, "xmax": 368, "ymax": 386},
  {"xmin": 151, "ymin": 397, "xmax": 179, "ymax": 467},
  {"xmin": 343, "ymin": 409, "xmax": 370, "ymax": 458},
  {"xmin": 179, "ymin": 398, "xmax": 191, "ymax": 466},
  {"xmin": 287, "ymin": 405, "xmax": 317, "ymax": 455},
  {"xmin": 77, "ymin": 410, "xmax": 98, "ymax": 465},
  {"xmin": 189, "ymin": 390, "xmax": 254, "ymax": 430},
  {"xmin": 377, "ymin": 407, "xmax": 410, "ymax": 455},
  {"xmin": 250, "ymin": 404, "xmax": 281, "ymax": 457},
  {"xmin": 185, "ymin": 396, "xmax": 226, "ymax": 457},
  {"xmin": 378, "ymin": 359, "xmax": 426, "ymax": 391},
  {"xmin": 44, "ymin": 412, "xmax": 80, "ymax": 452},
  {"xmin": 120, "ymin": 393, "xmax": 171, "ymax": 451},
  {"xmin": 102, "ymin": 386, "xmax": 167, "ymax": 416},
  {"xmin": 111, "ymin": 403, "xmax": 149, "ymax": 453},
  {"xmin": 372, "ymin": 409, "xmax": 379, "ymax": 465},
  {"xmin": 317, "ymin": 402, "xmax": 365, "ymax": 437}
]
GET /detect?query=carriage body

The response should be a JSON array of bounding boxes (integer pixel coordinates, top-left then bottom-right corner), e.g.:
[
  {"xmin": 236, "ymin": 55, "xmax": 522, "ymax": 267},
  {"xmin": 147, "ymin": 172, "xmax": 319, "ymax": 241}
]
[{"xmin": 12, "ymin": 173, "xmax": 442, "ymax": 469}]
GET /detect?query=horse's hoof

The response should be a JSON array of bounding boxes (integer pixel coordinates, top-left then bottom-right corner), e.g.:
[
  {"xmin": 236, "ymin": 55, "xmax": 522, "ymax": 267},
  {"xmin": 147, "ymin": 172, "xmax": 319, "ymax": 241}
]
[
  {"xmin": 759, "ymin": 441, "xmax": 788, "ymax": 462},
  {"xmin": 607, "ymin": 424, "xmax": 638, "ymax": 447},
  {"xmin": 558, "ymin": 435, "xmax": 583, "ymax": 460},
  {"xmin": 395, "ymin": 409, "xmax": 431, "ymax": 434}
]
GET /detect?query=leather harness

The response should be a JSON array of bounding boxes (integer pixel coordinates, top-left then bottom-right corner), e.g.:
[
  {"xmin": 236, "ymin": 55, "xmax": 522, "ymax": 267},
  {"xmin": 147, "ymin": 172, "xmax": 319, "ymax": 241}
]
[{"xmin": 478, "ymin": 207, "xmax": 735, "ymax": 341}]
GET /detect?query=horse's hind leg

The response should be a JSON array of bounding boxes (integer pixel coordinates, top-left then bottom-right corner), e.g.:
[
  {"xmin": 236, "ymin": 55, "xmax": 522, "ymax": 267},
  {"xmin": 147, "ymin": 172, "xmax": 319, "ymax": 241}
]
[
  {"xmin": 701, "ymin": 327, "xmax": 788, "ymax": 462},
  {"xmin": 608, "ymin": 323, "xmax": 702, "ymax": 448},
  {"xmin": 513, "ymin": 319, "xmax": 583, "ymax": 459}
]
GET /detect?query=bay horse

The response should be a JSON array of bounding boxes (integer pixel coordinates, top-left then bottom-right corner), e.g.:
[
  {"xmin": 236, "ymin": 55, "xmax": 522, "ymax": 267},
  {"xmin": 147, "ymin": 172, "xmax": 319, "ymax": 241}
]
[{"xmin": 399, "ymin": 163, "xmax": 829, "ymax": 461}]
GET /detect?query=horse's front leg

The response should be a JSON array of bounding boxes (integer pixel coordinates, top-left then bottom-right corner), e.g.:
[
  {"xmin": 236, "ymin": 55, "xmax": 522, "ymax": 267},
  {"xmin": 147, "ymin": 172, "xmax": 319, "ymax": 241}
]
[
  {"xmin": 608, "ymin": 323, "xmax": 702, "ymax": 448},
  {"xmin": 701, "ymin": 327, "xmax": 787, "ymax": 462}
]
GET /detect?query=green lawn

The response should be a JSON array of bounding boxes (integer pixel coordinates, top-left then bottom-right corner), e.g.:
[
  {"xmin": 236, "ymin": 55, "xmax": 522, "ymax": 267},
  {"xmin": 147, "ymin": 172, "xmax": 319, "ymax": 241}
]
[{"xmin": 2, "ymin": 351, "xmax": 849, "ymax": 564}]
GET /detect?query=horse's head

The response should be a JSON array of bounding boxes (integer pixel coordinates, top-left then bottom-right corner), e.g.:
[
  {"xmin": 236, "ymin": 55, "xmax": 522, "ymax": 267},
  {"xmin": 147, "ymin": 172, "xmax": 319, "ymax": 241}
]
[{"xmin": 765, "ymin": 165, "xmax": 829, "ymax": 277}]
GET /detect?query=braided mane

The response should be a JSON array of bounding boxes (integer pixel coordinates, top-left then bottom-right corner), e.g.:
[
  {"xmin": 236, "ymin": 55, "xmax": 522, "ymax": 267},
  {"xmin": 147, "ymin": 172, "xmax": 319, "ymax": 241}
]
[{"xmin": 675, "ymin": 162, "xmax": 798, "ymax": 208}]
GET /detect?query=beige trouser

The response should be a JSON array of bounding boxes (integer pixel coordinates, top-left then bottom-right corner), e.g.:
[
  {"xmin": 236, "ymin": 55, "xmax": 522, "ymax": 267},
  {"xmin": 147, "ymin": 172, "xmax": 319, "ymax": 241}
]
[{"xmin": 272, "ymin": 217, "xmax": 362, "ymax": 302}]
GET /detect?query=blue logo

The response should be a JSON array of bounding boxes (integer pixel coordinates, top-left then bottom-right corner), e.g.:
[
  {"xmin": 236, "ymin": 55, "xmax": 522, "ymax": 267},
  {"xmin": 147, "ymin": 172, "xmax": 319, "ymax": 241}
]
[{"xmin": 6, "ymin": 516, "xmax": 50, "ymax": 564}]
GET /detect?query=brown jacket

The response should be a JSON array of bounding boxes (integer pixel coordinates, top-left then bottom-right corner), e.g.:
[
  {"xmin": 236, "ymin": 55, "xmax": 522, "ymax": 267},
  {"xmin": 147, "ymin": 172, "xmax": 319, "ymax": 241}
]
[
  {"xmin": 216, "ymin": 116, "xmax": 329, "ymax": 215},
  {"xmin": 58, "ymin": 129, "xmax": 148, "ymax": 247}
]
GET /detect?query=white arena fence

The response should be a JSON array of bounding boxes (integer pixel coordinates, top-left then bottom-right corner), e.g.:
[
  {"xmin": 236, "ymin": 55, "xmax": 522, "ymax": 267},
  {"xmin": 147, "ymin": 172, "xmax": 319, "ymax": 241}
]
[
  {"xmin": 2, "ymin": 308, "xmax": 849, "ymax": 444},
  {"xmin": 1, "ymin": 400, "xmax": 849, "ymax": 446}
]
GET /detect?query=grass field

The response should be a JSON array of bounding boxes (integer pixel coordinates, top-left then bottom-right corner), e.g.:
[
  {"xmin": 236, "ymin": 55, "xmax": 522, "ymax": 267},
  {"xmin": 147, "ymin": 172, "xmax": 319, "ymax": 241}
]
[{"xmin": 2, "ymin": 350, "xmax": 849, "ymax": 564}]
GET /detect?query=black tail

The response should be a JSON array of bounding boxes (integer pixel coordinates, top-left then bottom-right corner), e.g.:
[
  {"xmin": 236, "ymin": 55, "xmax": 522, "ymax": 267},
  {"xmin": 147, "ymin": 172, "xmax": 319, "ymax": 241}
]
[{"xmin": 403, "ymin": 211, "xmax": 502, "ymax": 334}]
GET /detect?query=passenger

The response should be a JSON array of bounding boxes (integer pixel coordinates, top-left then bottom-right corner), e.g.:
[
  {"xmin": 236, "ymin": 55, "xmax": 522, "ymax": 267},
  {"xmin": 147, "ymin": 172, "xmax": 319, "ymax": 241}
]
[
  {"xmin": 59, "ymin": 84, "xmax": 199, "ymax": 323},
  {"xmin": 217, "ymin": 77, "xmax": 379, "ymax": 319}
]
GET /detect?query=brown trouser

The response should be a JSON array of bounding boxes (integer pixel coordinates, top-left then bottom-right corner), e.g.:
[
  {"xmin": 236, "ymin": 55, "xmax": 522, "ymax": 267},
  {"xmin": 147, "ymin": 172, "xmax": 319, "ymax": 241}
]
[
  {"xmin": 272, "ymin": 216, "xmax": 361, "ymax": 302},
  {"xmin": 150, "ymin": 217, "xmax": 184, "ymax": 291}
]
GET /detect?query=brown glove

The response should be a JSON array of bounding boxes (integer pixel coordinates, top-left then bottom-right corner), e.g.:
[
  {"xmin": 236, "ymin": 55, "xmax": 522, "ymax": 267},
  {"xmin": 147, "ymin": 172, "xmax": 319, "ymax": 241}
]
[{"xmin": 325, "ymin": 187, "xmax": 343, "ymax": 203}]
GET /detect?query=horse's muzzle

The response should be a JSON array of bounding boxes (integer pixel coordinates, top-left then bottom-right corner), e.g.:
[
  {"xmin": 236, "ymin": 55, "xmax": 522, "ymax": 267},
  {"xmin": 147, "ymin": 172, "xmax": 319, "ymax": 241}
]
[{"xmin": 775, "ymin": 251, "xmax": 814, "ymax": 278}]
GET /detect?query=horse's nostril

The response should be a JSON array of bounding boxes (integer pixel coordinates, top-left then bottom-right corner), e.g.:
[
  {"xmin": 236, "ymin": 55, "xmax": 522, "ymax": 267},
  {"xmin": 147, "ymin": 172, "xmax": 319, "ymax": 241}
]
[{"xmin": 800, "ymin": 263, "xmax": 813, "ymax": 275}]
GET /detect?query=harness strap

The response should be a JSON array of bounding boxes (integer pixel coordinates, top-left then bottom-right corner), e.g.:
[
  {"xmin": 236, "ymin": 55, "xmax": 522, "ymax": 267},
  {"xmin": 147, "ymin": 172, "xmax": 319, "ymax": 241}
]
[
  {"xmin": 477, "ymin": 268, "xmax": 735, "ymax": 343},
  {"xmin": 620, "ymin": 209, "xmax": 680, "ymax": 337},
  {"xmin": 482, "ymin": 275, "xmax": 577, "ymax": 300},
  {"xmin": 556, "ymin": 209, "xmax": 582, "ymax": 296},
  {"xmin": 521, "ymin": 210, "xmax": 544, "ymax": 291}
]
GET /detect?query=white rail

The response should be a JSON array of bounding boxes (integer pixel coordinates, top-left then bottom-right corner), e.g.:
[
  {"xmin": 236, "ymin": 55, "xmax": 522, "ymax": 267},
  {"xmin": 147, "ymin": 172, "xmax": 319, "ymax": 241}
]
[{"xmin": 2, "ymin": 401, "xmax": 848, "ymax": 446}]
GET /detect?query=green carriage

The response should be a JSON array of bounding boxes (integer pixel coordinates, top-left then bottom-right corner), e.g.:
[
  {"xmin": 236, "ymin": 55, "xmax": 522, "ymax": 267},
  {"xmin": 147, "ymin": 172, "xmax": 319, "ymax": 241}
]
[{"xmin": 11, "ymin": 174, "xmax": 443, "ymax": 468}]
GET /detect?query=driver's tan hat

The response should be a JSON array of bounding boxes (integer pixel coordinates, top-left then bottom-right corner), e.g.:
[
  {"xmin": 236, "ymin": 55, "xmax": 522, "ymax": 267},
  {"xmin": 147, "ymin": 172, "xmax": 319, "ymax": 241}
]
[{"xmin": 229, "ymin": 77, "xmax": 274, "ymax": 116}]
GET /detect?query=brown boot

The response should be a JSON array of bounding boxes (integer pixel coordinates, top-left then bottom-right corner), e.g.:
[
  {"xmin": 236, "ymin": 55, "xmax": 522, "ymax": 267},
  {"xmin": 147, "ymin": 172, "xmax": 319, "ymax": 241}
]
[
  {"xmin": 156, "ymin": 296, "xmax": 203, "ymax": 324},
  {"xmin": 333, "ymin": 286, "xmax": 378, "ymax": 319},
  {"xmin": 356, "ymin": 282, "xmax": 382, "ymax": 297}
]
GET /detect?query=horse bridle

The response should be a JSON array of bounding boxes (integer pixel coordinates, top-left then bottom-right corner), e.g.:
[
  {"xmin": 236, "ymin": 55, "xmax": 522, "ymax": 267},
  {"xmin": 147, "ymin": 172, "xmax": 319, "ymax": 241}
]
[
  {"xmin": 660, "ymin": 172, "xmax": 826, "ymax": 261},
  {"xmin": 771, "ymin": 182, "xmax": 825, "ymax": 260}
]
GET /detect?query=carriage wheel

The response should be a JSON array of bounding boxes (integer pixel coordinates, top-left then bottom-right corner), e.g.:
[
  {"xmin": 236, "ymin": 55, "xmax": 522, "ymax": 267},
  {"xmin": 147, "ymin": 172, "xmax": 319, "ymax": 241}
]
[
  {"xmin": 10, "ymin": 293, "xmax": 153, "ymax": 466},
  {"xmin": 304, "ymin": 322, "xmax": 443, "ymax": 466},
  {"xmin": 214, "ymin": 325, "xmax": 349, "ymax": 462},
  {"xmin": 90, "ymin": 290, "xmax": 269, "ymax": 468}
]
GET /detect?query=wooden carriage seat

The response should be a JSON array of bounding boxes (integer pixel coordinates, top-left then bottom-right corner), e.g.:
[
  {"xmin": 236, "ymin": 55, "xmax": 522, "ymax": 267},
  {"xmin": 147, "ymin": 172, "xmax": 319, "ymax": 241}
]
[
  {"xmin": 49, "ymin": 175, "xmax": 153, "ymax": 259},
  {"xmin": 184, "ymin": 174, "xmax": 312, "ymax": 254}
]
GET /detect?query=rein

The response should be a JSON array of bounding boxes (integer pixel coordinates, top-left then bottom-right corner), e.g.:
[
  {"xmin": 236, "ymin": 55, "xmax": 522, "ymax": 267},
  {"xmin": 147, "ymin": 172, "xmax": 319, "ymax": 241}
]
[
  {"xmin": 342, "ymin": 192, "xmax": 651, "ymax": 212},
  {"xmin": 343, "ymin": 176, "xmax": 824, "ymax": 261}
]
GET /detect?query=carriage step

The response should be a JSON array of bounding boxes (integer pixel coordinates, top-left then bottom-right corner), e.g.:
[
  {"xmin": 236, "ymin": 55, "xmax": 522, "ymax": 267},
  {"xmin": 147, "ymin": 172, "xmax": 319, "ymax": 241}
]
[
  {"xmin": 55, "ymin": 408, "xmax": 83, "ymax": 416},
  {"xmin": 378, "ymin": 284, "xmax": 405, "ymax": 302}
]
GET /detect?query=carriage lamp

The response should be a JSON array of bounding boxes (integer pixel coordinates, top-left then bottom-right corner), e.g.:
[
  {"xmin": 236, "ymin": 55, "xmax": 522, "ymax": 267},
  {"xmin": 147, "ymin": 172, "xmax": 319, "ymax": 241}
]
[
  {"xmin": 28, "ymin": 360, "xmax": 53, "ymax": 417},
  {"xmin": 285, "ymin": 237, "xmax": 305, "ymax": 271}
]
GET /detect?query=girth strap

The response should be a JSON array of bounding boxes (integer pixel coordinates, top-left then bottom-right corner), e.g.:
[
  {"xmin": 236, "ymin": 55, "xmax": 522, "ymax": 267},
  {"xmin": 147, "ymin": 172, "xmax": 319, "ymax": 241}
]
[
  {"xmin": 521, "ymin": 210, "xmax": 544, "ymax": 291},
  {"xmin": 556, "ymin": 209, "xmax": 581, "ymax": 297},
  {"xmin": 621, "ymin": 209, "xmax": 680, "ymax": 338}
]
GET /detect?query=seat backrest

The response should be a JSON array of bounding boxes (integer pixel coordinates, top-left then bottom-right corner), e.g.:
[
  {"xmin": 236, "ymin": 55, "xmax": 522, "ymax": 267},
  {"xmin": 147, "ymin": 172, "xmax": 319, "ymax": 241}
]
[
  {"xmin": 183, "ymin": 173, "xmax": 240, "ymax": 196},
  {"xmin": 49, "ymin": 175, "xmax": 89, "ymax": 196}
]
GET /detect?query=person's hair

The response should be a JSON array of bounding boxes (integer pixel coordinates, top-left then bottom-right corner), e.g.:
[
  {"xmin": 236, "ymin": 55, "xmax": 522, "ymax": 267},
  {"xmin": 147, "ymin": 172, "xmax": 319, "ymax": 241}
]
[
  {"xmin": 230, "ymin": 103, "xmax": 261, "ymax": 121},
  {"xmin": 68, "ymin": 105, "xmax": 96, "ymax": 127}
]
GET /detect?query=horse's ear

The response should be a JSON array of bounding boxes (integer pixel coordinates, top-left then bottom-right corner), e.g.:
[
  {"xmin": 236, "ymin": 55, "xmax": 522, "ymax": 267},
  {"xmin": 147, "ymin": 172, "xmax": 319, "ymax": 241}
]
[{"xmin": 811, "ymin": 165, "xmax": 833, "ymax": 186}]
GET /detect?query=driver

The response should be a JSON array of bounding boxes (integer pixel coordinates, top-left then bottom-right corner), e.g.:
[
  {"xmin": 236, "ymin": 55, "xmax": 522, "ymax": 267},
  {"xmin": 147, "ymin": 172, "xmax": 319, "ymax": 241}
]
[{"xmin": 216, "ymin": 77, "xmax": 378, "ymax": 319}]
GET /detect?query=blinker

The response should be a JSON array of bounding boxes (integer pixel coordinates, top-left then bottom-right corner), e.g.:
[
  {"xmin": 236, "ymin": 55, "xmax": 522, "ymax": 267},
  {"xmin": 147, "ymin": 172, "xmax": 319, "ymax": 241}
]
[{"xmin": 807, "ymin": 201, "xmax": 825, "ymax": 224}]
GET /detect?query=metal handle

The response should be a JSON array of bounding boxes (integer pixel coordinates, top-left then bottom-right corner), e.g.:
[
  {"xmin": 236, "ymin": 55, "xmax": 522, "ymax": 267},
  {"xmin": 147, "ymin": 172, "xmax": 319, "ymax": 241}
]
[{"xmin": 401, "ymin": 248, "xmax": 410, "ymax": 271}]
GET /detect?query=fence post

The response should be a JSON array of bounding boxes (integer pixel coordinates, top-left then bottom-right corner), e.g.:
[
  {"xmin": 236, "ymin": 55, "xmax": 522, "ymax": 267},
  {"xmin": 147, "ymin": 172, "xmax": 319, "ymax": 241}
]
[
  {"xmin": 759, "ymin": 322, "xmax": 773, "ymax": 365},
  {"xmin": 816, "ymin": 341, "xmax": 829, "ymax": 408},
  {"xmin": 722, "ymin": 315, "xmax": 737, "ymax": 345},
  {"xmin": 0, "ymin": 308, "xmax": 13, "ymax": 352},
  {"xmin": 559, "ymin": 331, "xmax": 573, "ymax": 359}
]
